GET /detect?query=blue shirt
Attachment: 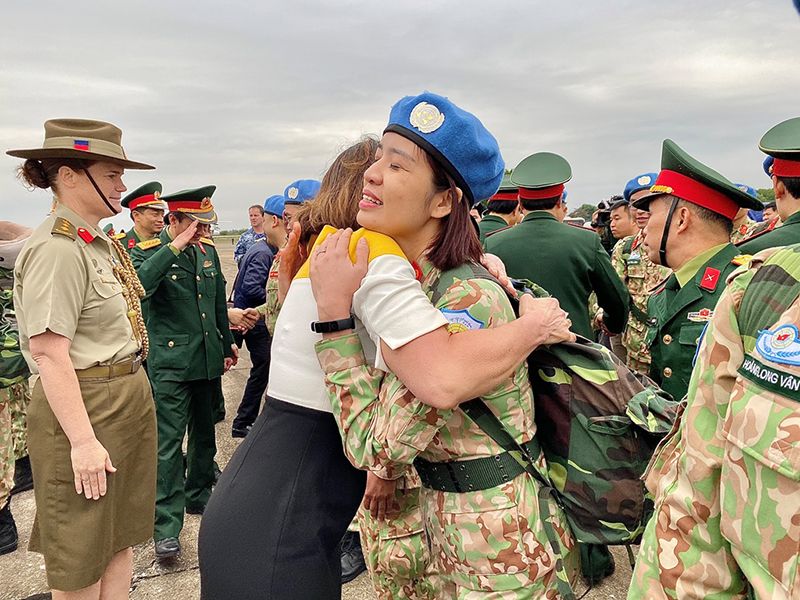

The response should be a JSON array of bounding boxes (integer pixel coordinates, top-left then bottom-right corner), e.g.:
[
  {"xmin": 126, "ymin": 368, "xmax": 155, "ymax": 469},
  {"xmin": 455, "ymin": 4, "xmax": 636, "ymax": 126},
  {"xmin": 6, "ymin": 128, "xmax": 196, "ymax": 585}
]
[
  {"xmin": 234, "ymin": 228, "xmax": 266, "ymax": 265},
  {"xmin": 233, "ymin": 239, "xmax": 276, "ymax": 309}
]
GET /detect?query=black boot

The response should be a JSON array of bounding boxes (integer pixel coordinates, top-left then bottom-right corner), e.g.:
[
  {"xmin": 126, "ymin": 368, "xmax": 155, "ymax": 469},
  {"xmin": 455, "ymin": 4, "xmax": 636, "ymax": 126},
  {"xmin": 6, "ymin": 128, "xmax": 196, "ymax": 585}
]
[
  {"xmin": 0, "ymin": 500, "xmax": 19, "ymax": 555},
  {"xmin": 11, "ymin": 455, "xmax": 33, "ymax": 495},
  {"xmin": 340, "ymin": 530, "xmax": 366, "ymax": 584}
]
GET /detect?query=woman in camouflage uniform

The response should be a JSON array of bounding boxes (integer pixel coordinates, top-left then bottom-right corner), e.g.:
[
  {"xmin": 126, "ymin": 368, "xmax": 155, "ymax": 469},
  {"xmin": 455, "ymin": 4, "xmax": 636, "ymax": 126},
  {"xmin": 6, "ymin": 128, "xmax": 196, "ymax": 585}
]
[{"xmin": 309, "ymin": 92, "xmax": 578, "ymax": 599}]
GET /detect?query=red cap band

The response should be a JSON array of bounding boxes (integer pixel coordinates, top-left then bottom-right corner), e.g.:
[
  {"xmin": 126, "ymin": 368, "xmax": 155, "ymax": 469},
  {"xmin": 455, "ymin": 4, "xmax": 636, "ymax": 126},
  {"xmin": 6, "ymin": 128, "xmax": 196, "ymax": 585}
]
[
  {"xmin": 167, "ymin": 199, "xmax": 213, "ymax": 213},
  {"xmin": 490, "ymin": 192, "xmax": 518, "ymax": 201},
  {"xmin": 518, "ymin": 184, "xmax": 565, "ymax": 201},
  {"xmin": 650, "ymin": 170, "xmax": 738, "ymax": 220},
  {"xmin": 772, "ymin": 158, "xmax": 800, "ymax": 178},
  {"xmin": 129, "ymin": 194, "xmax": 162, "ymax": 211}
]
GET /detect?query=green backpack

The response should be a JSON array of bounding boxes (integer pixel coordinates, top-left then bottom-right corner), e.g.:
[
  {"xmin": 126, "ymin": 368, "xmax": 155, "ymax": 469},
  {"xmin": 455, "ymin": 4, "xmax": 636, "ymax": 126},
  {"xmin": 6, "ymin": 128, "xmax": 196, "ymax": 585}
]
[{"xmin": 431, "ymin": 262, "xmax": 679, "ymax": 546}]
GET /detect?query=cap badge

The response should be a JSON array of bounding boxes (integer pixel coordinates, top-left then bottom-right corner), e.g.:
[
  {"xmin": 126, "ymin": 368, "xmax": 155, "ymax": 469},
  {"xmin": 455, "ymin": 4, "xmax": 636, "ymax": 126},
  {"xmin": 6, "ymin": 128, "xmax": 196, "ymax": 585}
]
[
  {"xmin": 153, "ymin": 190, "xmax": 160, "ymax": 200},
  {"xmin": 637, "ymin": 175, "xmax": 651, "ymax": 186},
  {"xmin": 287, "ymin": 187, "xmax": 299, "ymax": 200},
  {"xmin": 409, "ymin": 102, "xmax": 445, "ymax": 134},
  {"xmin": 200, "ymin": 198, "xmax": 212, "ymax": 210},
  {"xmin": 737, "ymin": 184, "xmax": 748, "ymax": 192}
]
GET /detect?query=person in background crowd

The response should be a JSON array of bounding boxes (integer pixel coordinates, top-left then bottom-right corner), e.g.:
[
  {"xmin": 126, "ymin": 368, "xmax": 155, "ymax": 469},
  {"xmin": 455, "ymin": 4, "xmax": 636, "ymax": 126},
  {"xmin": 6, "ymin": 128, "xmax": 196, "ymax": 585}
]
[
  {"xmin": 118, "ymin": 181, "xmax": 166, "ymax": 253},
  {"xmin": 478, "ymin": 173, "xmax": 519, "ymax": 243},
  {"xmin": 729, "ymin": 184, "xmax": 761, "ymax": 243},
  {"xmin": 234, "ymin": 205, "xmax": 266, "ymax": 265},
  {"xmin": 9, "ymin": 118, "xmax": 157, "ymax": 598},
  {"xmin": 228, "ymin": 196, "xmax": 283, "ymax": 438},
  {"xmin": 762, "ymin": 200, "xmax": 778, "ymax": 222},
  {"xmin": 130, "ymin": 186, "xmax": 237, "ymax": 560}
]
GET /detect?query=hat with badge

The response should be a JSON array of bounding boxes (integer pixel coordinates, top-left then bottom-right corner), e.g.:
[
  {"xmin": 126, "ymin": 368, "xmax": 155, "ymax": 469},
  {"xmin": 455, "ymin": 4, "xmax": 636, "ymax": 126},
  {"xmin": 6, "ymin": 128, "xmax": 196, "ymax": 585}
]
[
  {"xmin": 623, "ymin": 172, "xmax": 658, "ymax": 202},
  {"xmin": 162, "ymin": 185, "xmax": 218, "ymax": 224},
  {"xmin": 384, "ymin": 91, "xmax": 504, "ymax": 205},
  {"xmin": 734, "ymin": 183, "xmax": 759, "ymax": 199},
  {"xmin": 284, "ymin": 180, "xmax": 320, "ymax": 206},
  {"xmin": 759, "ymin": 117, "xmax": 800, "ymax": 178},
  {"xmin": 263, "ymin": 194, "xmax": 286, "ymax": 217},
  {"xmin": 763, "ymin": 156, "xmax": 775, "ymax": 177},
  {"xmin": 122, "ymin": 181, "xmax": 166, "ymax": 212},
  {"xmin": 631, "ymin": 139, "xmax": 762, "ymax": 218},
  {"xmin": 510, "ymin": 152, "xmax": 571, "ymax": 202},
  {"xmin": 7, "ymin": 118, "xmax": 154, "ymax": 170},
  {"xmin": 488, "ymin": 172, "xmax": 517, "ymax": 202}
]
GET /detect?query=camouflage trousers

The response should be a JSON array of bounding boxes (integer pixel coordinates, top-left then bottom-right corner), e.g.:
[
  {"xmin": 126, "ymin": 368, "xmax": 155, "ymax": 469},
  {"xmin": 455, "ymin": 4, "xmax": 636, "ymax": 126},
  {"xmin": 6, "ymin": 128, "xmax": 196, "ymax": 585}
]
[
  {"xmin": 9, "ymin": 380, "xmax": 30, "ymax": 460},
  {"xmin": 0, "ymin": 386, "xmax": 18, "ymax": 507},
  {"xmin": 358, "ymin": 486, "xmax": 437, "ymax": 600}
]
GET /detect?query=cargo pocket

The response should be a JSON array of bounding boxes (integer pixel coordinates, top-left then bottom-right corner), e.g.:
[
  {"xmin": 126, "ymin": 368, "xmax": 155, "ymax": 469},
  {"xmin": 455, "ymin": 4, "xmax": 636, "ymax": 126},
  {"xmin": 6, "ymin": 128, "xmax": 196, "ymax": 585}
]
[
  {"xmin": 151, "ymin": 334, "xmax": 189, "ymax": 370},
  {"xmin": 164, "ymin": 270, "xmax": 190, "ymax": 299},
  {"xmin": 202, "ymin": 268, "xmax": 218, "ymax": 297},
  {"xmin": 719, "ymin": 377, "xmax": 800, "ymax": 594}
]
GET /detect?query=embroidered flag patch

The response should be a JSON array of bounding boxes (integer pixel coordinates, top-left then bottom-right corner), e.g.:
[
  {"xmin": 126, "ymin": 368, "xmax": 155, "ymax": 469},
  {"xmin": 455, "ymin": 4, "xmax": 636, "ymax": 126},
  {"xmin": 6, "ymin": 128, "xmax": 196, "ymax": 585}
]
[
  {"xmin": 755, "ymin": 324, "xmax": 800, "ymax": 366},
  {"xmin": 73, "ymin": 139, "xmax": 90, "ymax": 151}
]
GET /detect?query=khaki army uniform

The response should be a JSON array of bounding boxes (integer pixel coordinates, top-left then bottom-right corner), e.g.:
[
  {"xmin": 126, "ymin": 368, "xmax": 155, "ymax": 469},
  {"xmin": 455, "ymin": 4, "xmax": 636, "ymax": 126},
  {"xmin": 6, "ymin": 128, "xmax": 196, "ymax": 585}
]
[
  {"xmin": 631, "ymin": 244, "xmax": 800, "ymax": 599},
  {"xmin": 316, "ymin": 257, "xmax": 577, "ymax": 598},
  {"xmin": 610, "ymin": 232, "xmax": 670, "ymax": 374}
]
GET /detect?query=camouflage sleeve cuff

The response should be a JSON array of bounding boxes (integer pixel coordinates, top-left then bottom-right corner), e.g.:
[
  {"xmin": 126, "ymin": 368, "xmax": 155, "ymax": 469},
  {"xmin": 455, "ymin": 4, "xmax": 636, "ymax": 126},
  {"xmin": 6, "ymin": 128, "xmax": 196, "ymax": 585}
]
[
  {"xmin": 315, "ymin": 332, "xmax": 368, "ymax": 374},
  {"xmin": 255, "ymin": 303, "xmax": 267, "ymax": 316}
]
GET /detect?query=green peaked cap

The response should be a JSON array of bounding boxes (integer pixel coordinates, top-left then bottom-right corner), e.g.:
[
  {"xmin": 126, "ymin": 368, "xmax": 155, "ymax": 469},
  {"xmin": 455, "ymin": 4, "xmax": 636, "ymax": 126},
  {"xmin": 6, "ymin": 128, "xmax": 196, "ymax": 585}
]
[
  {"xmin": 632, "ymin": 139, "xmax": 762, "ymax": 214},
  {"xmin": 510, "ymin": 152, "xmax": 572, "ymax": 189},
  {"xmin": 497, "ymin": 172, "xmax": 517, "ymax": 192},
  {"xmin": 121, "ymin": 181, "xmax": 165, "ymax": 210},
  {"xmin": 759, "ymin": 117, "xmax": 800, "ymax": 159},
  {"xmin": 162, "ymin": 185, "xmax": 218, "ymax": 224}
]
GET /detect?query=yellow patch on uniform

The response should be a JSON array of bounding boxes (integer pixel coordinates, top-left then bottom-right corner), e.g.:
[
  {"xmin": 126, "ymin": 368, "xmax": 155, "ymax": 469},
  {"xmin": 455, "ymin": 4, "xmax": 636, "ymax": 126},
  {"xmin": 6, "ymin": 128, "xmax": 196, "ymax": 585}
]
[
  {"xmin": 295, "ymin": 225, "xmax": 407, "ymax": 280},
  {"xmin": 137, "ymin": 238, "xmax": 162, "ymax": 250},
  {"xmin": 50, "ymin": 217, "xmax": 76, "ymax": 240},
  {"xmin": 732, "ymin": 254, "xmax": 752, "ymax": 266},
  {"xmin": 200, "ymin": 237, "xmax": 215, "ymax": 246}
]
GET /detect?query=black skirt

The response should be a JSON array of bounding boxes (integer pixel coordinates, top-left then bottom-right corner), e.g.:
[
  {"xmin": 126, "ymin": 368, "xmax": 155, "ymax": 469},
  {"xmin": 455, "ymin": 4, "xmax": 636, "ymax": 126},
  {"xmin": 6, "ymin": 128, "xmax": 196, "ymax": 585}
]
[{"xmin": 199, "ymin": 397, "xmax": 366, "ymax": 600}]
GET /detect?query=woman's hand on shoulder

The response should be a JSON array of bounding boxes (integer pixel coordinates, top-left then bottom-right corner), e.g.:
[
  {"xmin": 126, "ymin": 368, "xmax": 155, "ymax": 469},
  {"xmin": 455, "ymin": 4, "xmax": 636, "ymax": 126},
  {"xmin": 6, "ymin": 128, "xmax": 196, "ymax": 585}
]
[
  {"xmin": 518, "ymin": 295, "xmax": 575, "ymax": 346},
  {"xmin": 70, "ymin": 437, "xmax": 116, "ymax": 501},
  {"xmin": 310, "ymin": 228, "xmax": 369, "ymax": 321}
]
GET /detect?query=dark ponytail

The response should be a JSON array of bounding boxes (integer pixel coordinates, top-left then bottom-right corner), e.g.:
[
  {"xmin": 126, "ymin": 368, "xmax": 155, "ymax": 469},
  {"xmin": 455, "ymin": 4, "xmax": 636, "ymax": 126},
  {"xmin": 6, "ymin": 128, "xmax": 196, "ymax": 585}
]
[{"xmin": 16, "ymin": 157, "xmax": 94, "ymax": 192}]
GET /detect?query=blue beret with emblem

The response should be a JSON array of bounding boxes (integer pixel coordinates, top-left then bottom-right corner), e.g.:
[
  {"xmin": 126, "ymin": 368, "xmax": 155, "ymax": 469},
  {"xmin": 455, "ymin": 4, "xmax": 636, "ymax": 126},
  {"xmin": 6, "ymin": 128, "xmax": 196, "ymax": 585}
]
[
  {"xmin": 263, "ymin": 194, "xmax": 286, "ymax": 217},
  {"xmin": 384, "ymin": 91, "xmax": 504, "ymax": 205},
  {"xmin": 623, "ymin": 172, "xmax": 659, "ymax": 202},
  {"xmin": 284, "ymin": 179, "xmax": 321, "ymax": 205},
  {"xmin": 763, "ymin": 155, "xmax": 774, "ymax": 177},
  {"xmin": 734, "ymin": 183, "xmax": 758, "ymax": 199}
]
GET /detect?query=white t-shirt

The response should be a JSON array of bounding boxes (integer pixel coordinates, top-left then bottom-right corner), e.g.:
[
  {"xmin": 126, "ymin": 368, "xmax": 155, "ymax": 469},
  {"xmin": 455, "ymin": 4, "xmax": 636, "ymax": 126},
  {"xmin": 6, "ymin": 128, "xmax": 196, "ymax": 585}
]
[{"xmin": 267, "ymin": 229, "xmax": 447, "ymax": 413}]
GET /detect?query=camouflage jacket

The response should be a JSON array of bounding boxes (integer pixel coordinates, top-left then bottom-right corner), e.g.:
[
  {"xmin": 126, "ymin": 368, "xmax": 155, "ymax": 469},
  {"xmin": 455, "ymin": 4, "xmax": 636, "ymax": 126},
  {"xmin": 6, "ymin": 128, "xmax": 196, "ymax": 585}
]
[
  {"xmin": 729, "ymin": 216, "xmax": 759, "ymax": 244},
  {"xmin": 630, "ymin": 245, "xmax": 800, "ymax": 599},
  {"xmin": 610, "ymin": 231, "xmax": 670, "ymax": 372},
  {"xmin": 316, "ymin": 257, "xmax": 576, "ymax": 594},
  {"xmin": 233, "ymin": 228, "xmax": 266, "ymax": 265},
  {"xmin": 0, "ymin": 267, "xmax": 29, "ymax": 387},
  {"xmin": 259, "ymin": 255, "xmax": 282, "ymax": 336}
]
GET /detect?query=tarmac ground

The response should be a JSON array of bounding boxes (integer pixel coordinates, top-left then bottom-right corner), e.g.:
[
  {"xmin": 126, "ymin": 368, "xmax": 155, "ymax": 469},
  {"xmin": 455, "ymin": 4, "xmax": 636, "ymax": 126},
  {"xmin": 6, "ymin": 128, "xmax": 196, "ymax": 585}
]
[{"xmin": 0, "ymin": 237, "xmax": 635, "ymax": 599}]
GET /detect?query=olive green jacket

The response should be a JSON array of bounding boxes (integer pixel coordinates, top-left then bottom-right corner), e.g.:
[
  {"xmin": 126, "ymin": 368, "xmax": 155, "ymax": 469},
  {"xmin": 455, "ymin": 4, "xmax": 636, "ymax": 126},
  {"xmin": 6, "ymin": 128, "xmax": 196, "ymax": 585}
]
[
  {"xmin": 119, "ymin": 228, "xmax": 143, "ymax": 254},
  {"xmin": 485, "ymin": 211, "xmax": 629, "ymax": 338},
  {"xmin": 737, "ymin": 211, "xmax": 800, "ymax": 254},
  {"xmin": 645, "ymin": 243, "xmax": 740, "ymax": 401},
  {"xmin": 478, "ymin": 215, "xmax": 509, "ymax": 244},
  {"xmin": 131, "ymin": 230, "xmax": 234, "ymax": 382}
]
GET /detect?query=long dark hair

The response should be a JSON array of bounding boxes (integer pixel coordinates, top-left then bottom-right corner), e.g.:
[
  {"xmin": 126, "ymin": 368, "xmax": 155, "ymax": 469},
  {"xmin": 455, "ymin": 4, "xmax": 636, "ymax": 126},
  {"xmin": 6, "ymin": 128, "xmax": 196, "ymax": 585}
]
[{"xmin": 424, "ymin": 153, "xmax": 483, "ymax": 271}]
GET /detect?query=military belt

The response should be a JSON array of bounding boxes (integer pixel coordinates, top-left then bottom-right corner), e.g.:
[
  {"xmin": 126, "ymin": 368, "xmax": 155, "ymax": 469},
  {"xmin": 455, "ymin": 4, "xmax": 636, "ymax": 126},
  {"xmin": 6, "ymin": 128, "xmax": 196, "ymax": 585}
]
[
  {"xmin": 75, "ymin": 355, "xmax": 142, "ymax": 380},
  {"xmin": 414, "ymin": 439, "xmax": 541, "ymax": 493}
]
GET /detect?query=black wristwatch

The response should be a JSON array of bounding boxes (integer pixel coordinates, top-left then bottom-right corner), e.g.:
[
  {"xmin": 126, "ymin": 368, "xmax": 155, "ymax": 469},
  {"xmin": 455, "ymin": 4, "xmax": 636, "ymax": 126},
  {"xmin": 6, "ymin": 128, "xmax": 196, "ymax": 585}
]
[{"xmin": 310, "ymin": 316, "xmax": 356, "ymax": 334}]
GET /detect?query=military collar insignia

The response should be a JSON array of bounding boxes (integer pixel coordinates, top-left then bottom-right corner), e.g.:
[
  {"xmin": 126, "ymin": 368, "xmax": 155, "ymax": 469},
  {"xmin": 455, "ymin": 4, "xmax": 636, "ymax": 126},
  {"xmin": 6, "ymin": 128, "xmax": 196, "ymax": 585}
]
[
  {"xmin": 128, "ymin": 238, "xmax": 136, "ymax": 249},
  {"xmin": 756, "ymin": 324, "xmax": 800, "ymax": 366},
  {"xmin": 409, "ymin": 102, "xmax": 445, "ymax": 134},
  {"xmin": 77, "ymin": 227, "xmax": 95, "ymax": 243},
  {"xmin": 687, "ymin": 308, "xmax": 714, "ymax": 322},
  {"xmin": 699, "ymin": 266, "xmax": 720, "ymax": 292},
  {"xmin": 287, "ymin": 187, "xmax": 299, "ymax": 200}
]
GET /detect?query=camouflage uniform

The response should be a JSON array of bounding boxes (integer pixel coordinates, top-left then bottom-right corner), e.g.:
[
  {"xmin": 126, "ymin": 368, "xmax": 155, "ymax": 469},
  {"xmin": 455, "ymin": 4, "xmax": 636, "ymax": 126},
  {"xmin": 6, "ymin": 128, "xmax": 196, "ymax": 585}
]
[
  {"xmin": 630, "ymin": 245, "xmax": 800, "ymax": 599},
  {"xmin": 610, "ymin": 231, "xmax": 670, "ymax": 374},
  {"xmin": 0, "ymin": 266, "xmax": 30, "ymax": 507},
  {"xmin": 262, "ymin": 255, "xmax": 281, "ymax": 336},
  {"xmin": 233, "ymin": 227, "xmax": 266, "ymax": 265},
  {"xmin": 729, "ymin": 216, "xmax": 759, "ymax": 244},
  {"xmin": 316, "ymin": 258, "xmax": 577, "ymax": 598}
]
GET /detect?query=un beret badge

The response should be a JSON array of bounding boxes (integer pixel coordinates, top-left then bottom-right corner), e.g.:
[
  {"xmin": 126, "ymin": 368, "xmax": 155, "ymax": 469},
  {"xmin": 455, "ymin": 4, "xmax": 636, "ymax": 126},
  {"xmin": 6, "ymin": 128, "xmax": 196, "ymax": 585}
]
[
  {"xmin": 637, "ymin": 175, "xmax": 652, "ymax": 186},
  {"xmin": 287, "ymin": 187, "xmax": 299, "ymax": 200},
  {"xmin": 409, "ymin": 102, "xmax": 445, "ymax": 134}
]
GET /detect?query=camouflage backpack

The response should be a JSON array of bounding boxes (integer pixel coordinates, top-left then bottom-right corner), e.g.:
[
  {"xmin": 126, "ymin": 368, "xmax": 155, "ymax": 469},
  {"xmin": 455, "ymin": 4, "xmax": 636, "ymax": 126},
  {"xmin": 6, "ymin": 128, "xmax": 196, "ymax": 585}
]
[{"xmin": 431, "ymin": 262, "xmax": 679, "ymax": 545}]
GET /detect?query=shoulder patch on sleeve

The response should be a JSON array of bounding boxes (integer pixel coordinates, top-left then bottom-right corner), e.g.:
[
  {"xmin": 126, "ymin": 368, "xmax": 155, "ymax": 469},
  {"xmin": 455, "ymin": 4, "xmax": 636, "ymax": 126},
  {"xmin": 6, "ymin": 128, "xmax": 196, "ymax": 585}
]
[
  {"xmin": 440, "ymin": 308, "xmax": 485, "ymax": 333},
  {"xmin": 200, "ymin": 236, "xmax": 215, "ymax": 246},
  {"xmin": 137, "ymin": 238, "xmax": 162, "ymax": 250},
  {"xmin": 51, "ymin": 217, "xmax": 76, "ymax": 240}
]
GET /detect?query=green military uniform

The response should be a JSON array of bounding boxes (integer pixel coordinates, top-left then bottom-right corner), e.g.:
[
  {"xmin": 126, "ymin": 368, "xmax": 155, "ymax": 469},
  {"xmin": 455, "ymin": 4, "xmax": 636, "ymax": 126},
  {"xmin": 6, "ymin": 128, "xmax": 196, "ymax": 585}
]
[
  {"xmin": 119, "ymin": 181, "xmax": 165, "ymax": 255},
  {"xmin": 738, "ymin": 211, "xmax": 800, "ymax": 253},
  {"xmin": 485, "ymin": 152, "xmax": 629, "ymax": 339},
  {"xmin": 478, "ymin": 173, "xmax": 517, "ymax": 244},
  {"xmin": 477, "ymin": 214, "xmax": 508, "ymax": 243},
  {"xmin": 130, "ymin": 186, "xmax": 234, "ymax": 545},
  {"xmin": 632, "ymin": 140, "xmax": 762, "ymax": 402}
]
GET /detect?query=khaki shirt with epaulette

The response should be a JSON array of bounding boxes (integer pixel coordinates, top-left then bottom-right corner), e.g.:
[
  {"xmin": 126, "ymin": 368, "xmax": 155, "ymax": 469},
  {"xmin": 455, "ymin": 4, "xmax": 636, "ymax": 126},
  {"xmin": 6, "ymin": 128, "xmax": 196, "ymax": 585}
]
[{"xmin": 13, "ymin": 203, "xmax": 139, "ymax": 373}]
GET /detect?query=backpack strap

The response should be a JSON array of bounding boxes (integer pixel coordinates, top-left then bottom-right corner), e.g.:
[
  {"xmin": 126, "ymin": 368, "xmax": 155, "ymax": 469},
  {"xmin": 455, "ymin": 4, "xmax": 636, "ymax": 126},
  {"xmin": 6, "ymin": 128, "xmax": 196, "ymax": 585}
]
[
  {"xmin": 460, "ymin": 399, "xmax": 576, "ymax": 600},
  {"xmin": 737, "ymin": 247, "xmax": 800, "ymax": 347}
]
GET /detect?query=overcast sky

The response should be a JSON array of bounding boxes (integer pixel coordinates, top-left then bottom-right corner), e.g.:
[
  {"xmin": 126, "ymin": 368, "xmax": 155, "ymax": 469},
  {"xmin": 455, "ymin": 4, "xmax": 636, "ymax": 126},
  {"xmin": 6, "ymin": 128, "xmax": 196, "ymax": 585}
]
[{"xmin": 2, "ymin": 0, "xmax": 798, "ymax": 231}]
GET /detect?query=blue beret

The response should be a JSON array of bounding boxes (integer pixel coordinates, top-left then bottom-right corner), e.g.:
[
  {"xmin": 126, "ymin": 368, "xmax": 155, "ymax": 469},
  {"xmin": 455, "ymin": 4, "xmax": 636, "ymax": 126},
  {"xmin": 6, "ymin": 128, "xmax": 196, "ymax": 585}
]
[
  {"xmin": 561, "ymin": 189, "xmax": 568, "ymax": 201},
  {"xmin": 284, "ymin": 179, "xmax": 320, "ymax": 205},
  {"xmin": 263, "ymin": 194, "xmax": 286, "ymax": 217},
  {"xmin": 384, "ymin": 91, "xmax": 504, "ymax": 205},
  {"xmin": 763, "ymin": 155, "xmax": 774, "ymax": 177},
  {"xmin": 734, "ymin": 183, "xmax": 758, "ymax": 199},
  {"xmin": 623, "ymin": 172, "xmax": 659, "ymax": 202}
]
